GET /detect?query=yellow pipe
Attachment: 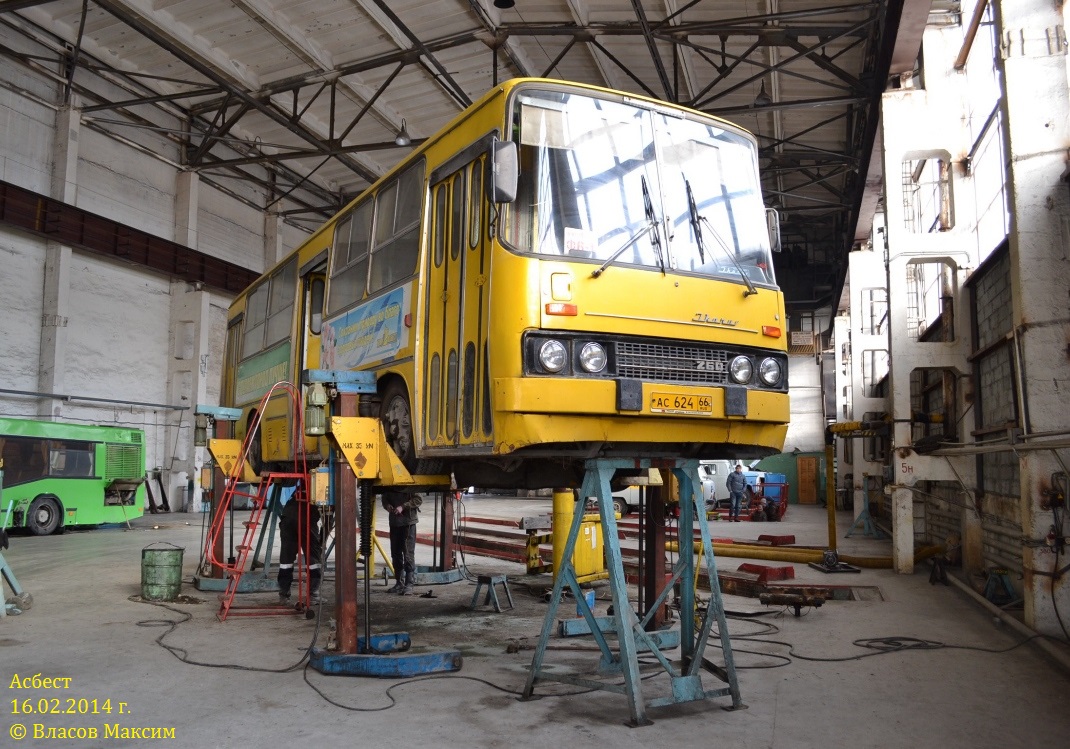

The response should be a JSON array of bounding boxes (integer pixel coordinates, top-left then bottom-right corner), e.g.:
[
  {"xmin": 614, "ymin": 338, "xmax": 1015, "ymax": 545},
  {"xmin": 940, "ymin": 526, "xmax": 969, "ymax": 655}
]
[
  {"xmin": 825, "ymin": 442, "xmax": 837, "ymax": 552},
  {"xmin": 668, "ymin": 541, "xmax": 944, "ymax": 569}
]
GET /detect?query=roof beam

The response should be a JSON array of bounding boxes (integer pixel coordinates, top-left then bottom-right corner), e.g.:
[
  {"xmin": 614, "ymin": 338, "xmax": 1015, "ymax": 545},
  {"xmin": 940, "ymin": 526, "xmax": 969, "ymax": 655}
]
[
  {"xmin": 93, "ymin": 0, "xmax": 379, "ymax": 185},
  {"xmin": 630, "ymin": 0, "xmax": 673, "ymax": 100},
  {"xmin": 364, "ymin": 0, "xmax": 471, "ymax": 108}
]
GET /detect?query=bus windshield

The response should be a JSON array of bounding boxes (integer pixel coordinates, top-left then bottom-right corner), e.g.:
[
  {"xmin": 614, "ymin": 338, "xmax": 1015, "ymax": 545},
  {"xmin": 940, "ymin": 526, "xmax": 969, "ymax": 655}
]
[{"xmin": 502, "ymin": 88, "xmax": 775, "ymax": 286}]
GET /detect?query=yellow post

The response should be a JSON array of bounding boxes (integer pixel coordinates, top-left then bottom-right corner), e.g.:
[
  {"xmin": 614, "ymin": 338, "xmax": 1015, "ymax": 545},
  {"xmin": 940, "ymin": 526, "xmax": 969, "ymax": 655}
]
[{"xmin": 825, "ymin": 437, "xmax": 838, "ymax": 552}]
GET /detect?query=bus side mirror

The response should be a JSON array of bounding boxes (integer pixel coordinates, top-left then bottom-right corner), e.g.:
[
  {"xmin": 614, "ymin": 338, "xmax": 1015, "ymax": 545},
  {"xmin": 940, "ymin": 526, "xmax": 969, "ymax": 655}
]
[
  {"xmin": 486, "ymin": 139, "xmax": 518, "ymax": 204},
  {"xmin": 766, "ymin": 207, "xmax": 781, "ymax": 253},
  {"xmin": 309, "ymin": 277, "xmax": 325, "ymax": 335}
]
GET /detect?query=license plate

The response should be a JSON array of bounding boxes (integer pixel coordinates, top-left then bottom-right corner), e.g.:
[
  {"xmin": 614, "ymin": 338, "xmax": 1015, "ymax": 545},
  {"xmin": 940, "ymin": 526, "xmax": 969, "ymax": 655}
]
[{"xmin": 649, "ymin": 391, "xmax": 713, "ymax": 415}]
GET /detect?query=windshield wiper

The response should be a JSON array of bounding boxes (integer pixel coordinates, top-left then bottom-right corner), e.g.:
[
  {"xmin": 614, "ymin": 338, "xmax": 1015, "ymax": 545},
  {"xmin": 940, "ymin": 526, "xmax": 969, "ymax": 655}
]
[
  {"xmin": 643, "ymin": 174, "xmax": 667, "ymax": 275},
  {"xmin": 685, "ymin": 178, "xmax": 757, "ymax": 297},
  {"xmin": 686, "ymin": 180, "xmax": 705, "ymax": 265},
  {"xmin": 591, "ymin": 175, "xmax": 665, "ymax": 278}
]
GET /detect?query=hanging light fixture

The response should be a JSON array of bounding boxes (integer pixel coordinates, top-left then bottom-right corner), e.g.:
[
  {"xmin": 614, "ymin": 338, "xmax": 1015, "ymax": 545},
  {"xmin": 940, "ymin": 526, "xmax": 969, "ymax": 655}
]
[
  {"xmin": 395, "ymin": 119, "xmax": 411, "ymax": 147},
  {"xmin": 754, "ymin": 80, "xmax": 772, "ymax": 107},
  {"xmin": 494, "ymin": 0, "xmax": 515, "ymax": 8}
]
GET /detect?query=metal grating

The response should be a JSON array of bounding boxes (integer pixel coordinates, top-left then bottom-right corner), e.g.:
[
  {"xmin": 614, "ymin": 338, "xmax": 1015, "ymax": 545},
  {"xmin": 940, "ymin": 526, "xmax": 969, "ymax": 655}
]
[
  {"xmin": 613, "ymin": 342, "xmax": 728, "ymax": 385},
  {"xmin": 105, "ymin": 443, "xmax": 144, "ymax": 481}
]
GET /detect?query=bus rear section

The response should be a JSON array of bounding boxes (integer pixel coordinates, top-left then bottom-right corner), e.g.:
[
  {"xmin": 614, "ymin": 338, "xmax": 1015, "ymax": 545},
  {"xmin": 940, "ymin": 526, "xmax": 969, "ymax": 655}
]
[{"xmin": 0, "ymin": 418, "xmax": 146, "ymax": 535}]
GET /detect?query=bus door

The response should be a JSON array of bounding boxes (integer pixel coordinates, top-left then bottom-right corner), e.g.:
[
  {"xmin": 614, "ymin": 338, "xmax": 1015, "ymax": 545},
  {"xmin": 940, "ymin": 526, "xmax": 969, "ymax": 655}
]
[
  {"xmin": 459, "ymin": 156, "xmax": 491, "ymax": 447},
  {"xmin": 298, "ymin": 254, "xmax": 327, "ymax": 456},
  {"xmin": 299, "ymin": 253, "xmax": 327, "ymax": 374},
  {"xmin": 425, "ymin": 158, "xmax": 492, "ymax": 451},
  {"xmin": 425, "ymin": 170, "xmax": 466, "ymax": 449}
]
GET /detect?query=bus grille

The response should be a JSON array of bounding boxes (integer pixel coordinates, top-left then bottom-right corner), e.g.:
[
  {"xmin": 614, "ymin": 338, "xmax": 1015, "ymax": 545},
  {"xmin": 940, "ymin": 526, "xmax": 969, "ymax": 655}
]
[
  {"xmin": 614, "ymin": 343, "xmax": 729, "ymax": 385},
  {"xmin": 105, "ymin": 444, "xmax": 144, "ymax": 480}
]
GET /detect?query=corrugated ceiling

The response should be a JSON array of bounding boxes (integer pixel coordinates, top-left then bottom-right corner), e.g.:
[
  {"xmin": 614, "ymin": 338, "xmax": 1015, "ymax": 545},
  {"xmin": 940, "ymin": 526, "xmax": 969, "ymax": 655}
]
[{"xmin": 0, "ymin": 0, "xmax": 932, "ymax": 312}]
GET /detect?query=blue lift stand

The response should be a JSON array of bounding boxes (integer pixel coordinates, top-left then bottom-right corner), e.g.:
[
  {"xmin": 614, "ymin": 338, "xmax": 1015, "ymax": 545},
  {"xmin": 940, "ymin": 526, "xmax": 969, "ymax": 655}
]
[
  {"xmin": 306, "ymin": 379, "xmax": 461, "ymax": 678},
  {"xmin": 522, "ymin": 458, "xmax": 745, "ymax": 726},
  {"xmin": 192, "ymin": 404, "xmax": 280, "ymax": 594},
  {"xmin": 1, "ymin": 546, "xmax": 31, "ymax": 617}
]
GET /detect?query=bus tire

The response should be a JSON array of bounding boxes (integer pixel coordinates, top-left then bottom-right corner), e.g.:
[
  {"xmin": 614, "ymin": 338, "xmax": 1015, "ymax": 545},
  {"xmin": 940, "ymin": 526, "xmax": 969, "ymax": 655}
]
[
  {"xmin": 27, "ymin": 496, "xmax": 61, "ymax": 536},
  {"xmin": 612, "ymin": 497, "xmax": 628, "ymax": 516},
  {"xmin": 379, "ymin": 380, "xmax": 443, "ymax": 476}
]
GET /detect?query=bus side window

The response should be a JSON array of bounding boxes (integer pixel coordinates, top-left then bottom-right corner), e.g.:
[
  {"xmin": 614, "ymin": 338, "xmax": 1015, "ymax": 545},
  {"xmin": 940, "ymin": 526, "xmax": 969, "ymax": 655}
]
[
  {"xmin": 49, "ymin": 440, "xmax": 93, "ymax": 477},
  {"xmin": 265, "ymin": 261, "xmax": 296, "ymax": 346},
  {"xmin": 369, "ymin": 162, "xmax": 423, "ymax": 293},
  {"xmin": 328, "ymin": 200, "xmax": 372, "ymax": 315},
  {"xmin": 3, "ymin": 438, "xmax": 46, "ymax": 485},
  {"xmin": 242, "ymin": 283, "xmax": 270, "ymax": 359}
]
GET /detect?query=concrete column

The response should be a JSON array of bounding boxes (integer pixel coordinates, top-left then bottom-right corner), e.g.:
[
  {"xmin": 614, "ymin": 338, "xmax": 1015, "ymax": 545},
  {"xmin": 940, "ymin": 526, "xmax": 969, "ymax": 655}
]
[
  {"xmin": 37, "ymin": 104, "xmax": 80, "ymax": 418},
  {"xmin": 995, "ymin": 0, "xmax": 1070, "ymax": 635},
  {"xmin": 879, "ymin": 28, "xmax": 985, "ymax": 571},
  {"xmin": 166, "ymin": 170, "xmax": 212, "ymax": 512},
  {"xmin": 846, "ymin": 242, "xmax": 889, "ymax": 522},
  {"xmin": 174, "ymin": 170, "xmax": 199, "ymax": 248},
  {"xmin": 265, "ymin": 209, "xmax": 285, "ymax": 268},
  {"xmin": 962, "ymin": 507, "xmax": 984, "ymax": 577},
  {"xmin": 891, "ymin": 487, "xmax": 916, "ymax": 574}
]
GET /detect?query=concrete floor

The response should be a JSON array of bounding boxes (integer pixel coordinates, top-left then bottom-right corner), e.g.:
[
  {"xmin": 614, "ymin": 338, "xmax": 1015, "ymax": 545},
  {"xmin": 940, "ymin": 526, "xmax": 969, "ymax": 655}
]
[{"xmin": 3, "ymin": 500, "xmax": 1069, "ymax": 749}]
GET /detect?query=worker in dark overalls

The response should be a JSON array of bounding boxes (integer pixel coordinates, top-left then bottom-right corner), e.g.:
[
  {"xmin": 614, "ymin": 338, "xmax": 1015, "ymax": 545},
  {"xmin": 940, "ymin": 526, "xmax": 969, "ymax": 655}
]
[
  {"xmin": 380, "ymin": 489, "xmax": 422, "ymax": 595},
  {"xmin": 277, "ymin": 481, "xmax": 322, "ymax": 605}
]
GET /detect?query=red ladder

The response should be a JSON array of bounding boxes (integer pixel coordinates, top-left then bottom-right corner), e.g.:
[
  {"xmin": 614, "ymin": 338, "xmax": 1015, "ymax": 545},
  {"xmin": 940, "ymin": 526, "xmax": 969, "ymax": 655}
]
[{"xmin": 213, "ymin": 472, "xmax": 310, "ymax": 620}]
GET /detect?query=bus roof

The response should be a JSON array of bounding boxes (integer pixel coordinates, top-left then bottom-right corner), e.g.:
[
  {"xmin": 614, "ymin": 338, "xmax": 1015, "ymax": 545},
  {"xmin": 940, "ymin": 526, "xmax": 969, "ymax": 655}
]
[
  {"xmin": 0, "ymin": 417, "xmax": 144, "ymax": 444},
  {"xmin": 235, "ymin": 77, "xmax": 758, "ymax": 302}
]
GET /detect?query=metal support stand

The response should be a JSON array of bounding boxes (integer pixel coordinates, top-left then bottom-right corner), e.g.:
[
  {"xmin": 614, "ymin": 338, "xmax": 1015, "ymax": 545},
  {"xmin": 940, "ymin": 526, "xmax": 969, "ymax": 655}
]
[
  {"xmin": 2, "ymin": 472, "xmax": 31, "ymax": 616},
  {"xmin": 845, "ymin": 481, "xmax": 889, "ymax": 539},
  {"xmin": 1, "ymin": 549, "xmax": 31, "ymax": 617},
  {"xmin": 521, "ymin": 458, "xmax": 744, "ymax": 726}
]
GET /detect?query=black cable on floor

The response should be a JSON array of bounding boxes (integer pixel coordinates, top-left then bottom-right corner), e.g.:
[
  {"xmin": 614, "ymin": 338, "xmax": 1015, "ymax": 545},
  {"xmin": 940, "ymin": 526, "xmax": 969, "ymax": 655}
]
[{"xmin": 132, "ymin": 596, "xmax": 321, "ymax": 673}]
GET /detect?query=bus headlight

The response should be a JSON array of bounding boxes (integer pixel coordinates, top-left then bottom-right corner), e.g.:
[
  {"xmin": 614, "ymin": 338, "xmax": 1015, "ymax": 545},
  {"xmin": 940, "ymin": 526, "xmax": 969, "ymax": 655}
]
[
  {"xmin": 758, "ymin": 357, "xmax": 782, "ymax": 386},
  {"xmin": 538, "ymin": 339, "xmax": 568, "ymax": 373},
  {"xmin": 729, "ymin": 356, "xmax": 753, "ymax": 384},
  {"xmin": 578, "ymin": 342, "xmax": 607, "ymax": 373}
]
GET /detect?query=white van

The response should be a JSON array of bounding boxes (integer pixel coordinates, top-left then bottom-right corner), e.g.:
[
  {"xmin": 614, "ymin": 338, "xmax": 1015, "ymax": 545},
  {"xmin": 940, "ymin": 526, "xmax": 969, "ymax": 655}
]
[
  {"xmin": 609, "ymin": 461, "xmax": 735, "ymax": 515},
  {"xmin": 699, "ymin": 460, "xmax": 734, "ymax": 505}
]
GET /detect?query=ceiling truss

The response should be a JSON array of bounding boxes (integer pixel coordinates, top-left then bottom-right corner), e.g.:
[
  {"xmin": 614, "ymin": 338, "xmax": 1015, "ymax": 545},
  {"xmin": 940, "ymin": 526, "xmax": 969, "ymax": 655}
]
[{"xmin": 0, "ymin": 0, "xmax": 909, "ymax": 311}]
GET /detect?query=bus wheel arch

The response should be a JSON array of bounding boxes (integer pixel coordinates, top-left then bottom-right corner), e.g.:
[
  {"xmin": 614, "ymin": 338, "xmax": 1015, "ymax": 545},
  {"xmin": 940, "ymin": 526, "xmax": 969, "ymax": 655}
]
[
  {"xmin": 378, "ymin": 376, "xmax": 417, "ymax": 468},
  {"xmin": 378, "ymin": 376, "xmax": 443, "ymax": 475},
  {"xmin": 27, "ymin": 494, "xmax": 62, "ymax": 536}
]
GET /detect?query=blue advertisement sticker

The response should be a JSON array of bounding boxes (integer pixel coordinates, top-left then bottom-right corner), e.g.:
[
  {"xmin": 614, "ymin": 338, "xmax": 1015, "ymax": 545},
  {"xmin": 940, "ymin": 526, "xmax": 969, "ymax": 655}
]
[{"xmin": 321, "ymin": 285, "xmax": 409, "ymax": 370}]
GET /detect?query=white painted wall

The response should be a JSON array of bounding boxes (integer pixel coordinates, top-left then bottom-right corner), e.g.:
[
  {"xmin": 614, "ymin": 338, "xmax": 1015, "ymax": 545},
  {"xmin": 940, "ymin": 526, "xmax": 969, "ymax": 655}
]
[
  {"xmin": 0, "ymin": 42, "xmax": 288, "ymax": 517},
  {"xmin": 783, "ymin": 355, "xmax": 824, "ymax": 452}
]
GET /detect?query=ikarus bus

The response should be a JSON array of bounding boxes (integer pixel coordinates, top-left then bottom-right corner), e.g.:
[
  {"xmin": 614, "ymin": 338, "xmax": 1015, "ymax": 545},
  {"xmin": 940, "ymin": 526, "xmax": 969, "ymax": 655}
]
[{"xmin": 223, "ymin": 78, "xmax": 788, "ymax": 488}]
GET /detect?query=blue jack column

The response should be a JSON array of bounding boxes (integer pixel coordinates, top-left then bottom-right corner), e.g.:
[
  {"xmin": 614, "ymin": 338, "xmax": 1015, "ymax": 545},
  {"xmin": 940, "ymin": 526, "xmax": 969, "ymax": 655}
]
[{"xmin": 521, "ymin": 458, "xmax": 744, "ymax": 725}]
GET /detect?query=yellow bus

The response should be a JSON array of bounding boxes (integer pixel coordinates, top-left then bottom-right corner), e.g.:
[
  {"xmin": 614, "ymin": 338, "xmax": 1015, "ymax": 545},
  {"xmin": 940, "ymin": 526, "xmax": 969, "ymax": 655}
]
[{"xmin": 223, "ymin": 78, "xmax": 789, "ymax": 488}]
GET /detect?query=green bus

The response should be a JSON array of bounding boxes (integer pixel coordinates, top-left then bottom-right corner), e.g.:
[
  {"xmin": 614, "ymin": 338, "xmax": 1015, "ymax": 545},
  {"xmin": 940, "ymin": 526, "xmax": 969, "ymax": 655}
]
[{"xmin": 0, "ymin": 417, "xmax": 146, "ymax": 535}]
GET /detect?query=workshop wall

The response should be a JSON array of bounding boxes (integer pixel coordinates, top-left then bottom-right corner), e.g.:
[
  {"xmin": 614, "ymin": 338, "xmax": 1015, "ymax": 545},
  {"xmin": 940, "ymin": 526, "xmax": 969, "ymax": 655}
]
[{"xmin": 0, "ymin": 45, "xmax": 280, "ymax": 508}]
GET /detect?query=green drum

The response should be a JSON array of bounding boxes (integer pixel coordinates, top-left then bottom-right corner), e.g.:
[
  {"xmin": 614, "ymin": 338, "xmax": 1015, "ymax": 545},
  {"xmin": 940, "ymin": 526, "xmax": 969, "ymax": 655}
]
[{"xmin": 141, "ymin": 543, "xmax": 184, "ymax": 601}]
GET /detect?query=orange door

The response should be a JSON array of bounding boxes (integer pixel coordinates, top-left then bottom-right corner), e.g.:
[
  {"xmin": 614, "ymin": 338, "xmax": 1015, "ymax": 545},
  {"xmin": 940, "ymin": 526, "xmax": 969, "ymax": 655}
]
[{"xmin": 797, "ymin": 456, "xmax": 818, "ymax": 504}]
